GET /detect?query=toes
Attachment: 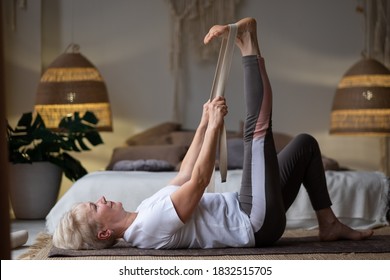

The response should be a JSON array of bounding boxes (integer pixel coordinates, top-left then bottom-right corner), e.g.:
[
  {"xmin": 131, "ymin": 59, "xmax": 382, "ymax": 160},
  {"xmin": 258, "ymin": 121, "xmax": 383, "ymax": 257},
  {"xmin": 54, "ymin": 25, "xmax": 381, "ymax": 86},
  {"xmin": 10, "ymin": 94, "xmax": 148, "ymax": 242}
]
[
  {"xmin": 362, "ymin": 230, "xmax": 374, "ymax": 239},
  {"xmin": 204, "ymin": 31, "xmax": 218, "ymax": 44},
  {"xmin": 204, "ymin": 33, "xmax": 212, "ymax": 44},
  {"xmin": 204, "ymin": 25, "xmax": 230, "ymax": 44}
]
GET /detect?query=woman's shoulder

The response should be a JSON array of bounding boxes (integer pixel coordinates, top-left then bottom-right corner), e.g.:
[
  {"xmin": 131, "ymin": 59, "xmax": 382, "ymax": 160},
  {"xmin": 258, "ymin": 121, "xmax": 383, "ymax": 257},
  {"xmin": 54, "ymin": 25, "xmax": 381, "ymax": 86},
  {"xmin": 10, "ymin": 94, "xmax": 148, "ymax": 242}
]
[{"xmin": 137, "ymin": 185, "xmax": 179, "ymax": 211}]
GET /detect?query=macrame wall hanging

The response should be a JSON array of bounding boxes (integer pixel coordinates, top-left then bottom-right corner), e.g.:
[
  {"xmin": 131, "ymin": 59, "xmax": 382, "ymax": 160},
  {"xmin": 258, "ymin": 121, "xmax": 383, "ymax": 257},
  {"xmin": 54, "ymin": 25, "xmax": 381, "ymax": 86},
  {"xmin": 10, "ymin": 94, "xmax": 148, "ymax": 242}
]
[
  {"xmin": 358, "ymin": 0, "xmax": 390, "ymax": 67},
  {"xmin": 8, "ymin": 0, "xmax": 28, "ymax": 31},
  {"xmin": 167, "ymin": 0, "xmax": 242, "ymax": 122}
]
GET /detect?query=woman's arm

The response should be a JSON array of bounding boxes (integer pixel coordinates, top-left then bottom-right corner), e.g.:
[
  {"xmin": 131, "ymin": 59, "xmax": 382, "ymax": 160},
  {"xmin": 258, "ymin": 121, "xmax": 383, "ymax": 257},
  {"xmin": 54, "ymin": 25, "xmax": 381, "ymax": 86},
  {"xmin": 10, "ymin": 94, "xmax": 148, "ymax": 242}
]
[
  {"xmin": 170, "ymin": 97, "xmax": 227, "ymax": 223},
  {"xmin": 169, "ymin": 100, "xmax": 210, "ymax": 186}
]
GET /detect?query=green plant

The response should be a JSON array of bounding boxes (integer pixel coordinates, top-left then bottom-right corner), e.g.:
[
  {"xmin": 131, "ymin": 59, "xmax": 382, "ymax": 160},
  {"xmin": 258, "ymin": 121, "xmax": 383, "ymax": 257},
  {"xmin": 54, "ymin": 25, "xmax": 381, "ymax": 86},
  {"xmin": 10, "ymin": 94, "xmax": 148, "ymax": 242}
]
[{"xmin": 7, "ymin": 111, "xmax": 104, "ymax": 182}]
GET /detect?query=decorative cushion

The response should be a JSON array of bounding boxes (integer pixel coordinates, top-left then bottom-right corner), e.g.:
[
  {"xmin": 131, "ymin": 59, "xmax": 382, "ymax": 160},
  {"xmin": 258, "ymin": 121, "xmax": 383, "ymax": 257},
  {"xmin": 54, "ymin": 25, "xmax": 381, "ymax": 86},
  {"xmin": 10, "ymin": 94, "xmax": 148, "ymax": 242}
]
[
  {"xmin": 106, "ymin": 145, "xmax": 188, "ymax": 170},
  {"xmin": 273, "ymin": 132, "xmax": 293, "ymax": 153},
  {"xmin": 322, "ymin": 156, "xmax": 341, "ymax": 171},
  {"xmin": 226, "ymin": 138, "xmax": 244, "ymax": 169},
  {"xmin": 112, "ymin": 159, "xmax": 175, "ymax": 172},
  {"xmin": 125, "ymin": 122, "xmax": 181, "ymax": 146},
  {"xmin": 169, "ymin": 131, "xmax": 195, "ymax": 147}
]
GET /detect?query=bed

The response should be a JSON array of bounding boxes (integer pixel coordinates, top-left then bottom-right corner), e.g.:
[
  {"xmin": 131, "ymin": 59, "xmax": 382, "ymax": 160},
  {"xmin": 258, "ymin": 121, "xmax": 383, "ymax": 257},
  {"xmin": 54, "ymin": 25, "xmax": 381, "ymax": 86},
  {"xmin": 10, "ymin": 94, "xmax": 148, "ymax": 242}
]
[{"xmin": 45, "ymin": 123, "xmax": 390, "ymax": 234}]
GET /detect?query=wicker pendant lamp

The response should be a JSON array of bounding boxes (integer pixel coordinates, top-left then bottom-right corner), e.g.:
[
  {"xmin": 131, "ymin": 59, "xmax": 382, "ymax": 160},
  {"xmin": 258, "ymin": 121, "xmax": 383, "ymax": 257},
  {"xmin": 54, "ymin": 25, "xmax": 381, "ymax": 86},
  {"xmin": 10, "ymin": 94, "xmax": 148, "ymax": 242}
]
[
  {"xmin": 329, "ymin": 58, "xmax": 390, "ymax": 135},
  {"xmin": 34, "ymin": 44, "xmax": 113, "ymax": 131}
]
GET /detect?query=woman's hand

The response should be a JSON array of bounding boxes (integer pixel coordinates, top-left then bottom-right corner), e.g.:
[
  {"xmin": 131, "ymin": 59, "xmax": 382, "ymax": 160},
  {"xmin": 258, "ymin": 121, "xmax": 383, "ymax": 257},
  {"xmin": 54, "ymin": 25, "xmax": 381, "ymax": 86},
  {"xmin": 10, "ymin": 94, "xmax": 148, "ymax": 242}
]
[
  {"xmin": 207, "ymin": 96, "xmax": 228, "ymax": 129},
  {"xmin": 199, "ymin": 99, "xmax": 210, "ymax": 127}
]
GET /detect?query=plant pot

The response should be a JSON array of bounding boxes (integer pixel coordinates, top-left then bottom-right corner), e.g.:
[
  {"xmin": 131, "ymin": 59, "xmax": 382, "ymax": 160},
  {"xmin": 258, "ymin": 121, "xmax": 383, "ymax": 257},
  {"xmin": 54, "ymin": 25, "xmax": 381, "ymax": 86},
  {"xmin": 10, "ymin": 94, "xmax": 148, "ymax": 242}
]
[{"xmin": 9, "ymin": 162, "xmax": 62, "ymax": 219}]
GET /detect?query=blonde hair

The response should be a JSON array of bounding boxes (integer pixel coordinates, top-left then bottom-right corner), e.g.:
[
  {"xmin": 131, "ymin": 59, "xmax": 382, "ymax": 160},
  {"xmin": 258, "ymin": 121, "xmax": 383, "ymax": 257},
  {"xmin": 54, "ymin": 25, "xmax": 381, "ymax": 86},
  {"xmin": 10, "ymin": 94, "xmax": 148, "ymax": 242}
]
[{"xmin": 52, "ymin": 203, "xmax": 116, "ymax": 250}]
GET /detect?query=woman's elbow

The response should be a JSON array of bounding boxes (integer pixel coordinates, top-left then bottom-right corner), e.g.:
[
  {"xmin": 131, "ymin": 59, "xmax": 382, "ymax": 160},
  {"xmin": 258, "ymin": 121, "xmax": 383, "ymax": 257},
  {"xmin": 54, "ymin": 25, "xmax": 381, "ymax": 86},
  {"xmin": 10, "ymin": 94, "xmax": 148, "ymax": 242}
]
[{"xmin": 191, "ymin": 172, "xmax": 211, "ymax": 190}]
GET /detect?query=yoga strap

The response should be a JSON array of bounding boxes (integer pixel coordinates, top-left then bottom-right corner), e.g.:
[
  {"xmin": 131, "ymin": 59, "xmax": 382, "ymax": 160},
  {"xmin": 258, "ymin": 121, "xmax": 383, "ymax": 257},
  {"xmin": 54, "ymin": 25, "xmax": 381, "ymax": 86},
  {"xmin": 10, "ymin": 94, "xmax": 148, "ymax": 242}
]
[{"xmin": 209, "ymin": 23, "xmax": 237, "ymax": 182}]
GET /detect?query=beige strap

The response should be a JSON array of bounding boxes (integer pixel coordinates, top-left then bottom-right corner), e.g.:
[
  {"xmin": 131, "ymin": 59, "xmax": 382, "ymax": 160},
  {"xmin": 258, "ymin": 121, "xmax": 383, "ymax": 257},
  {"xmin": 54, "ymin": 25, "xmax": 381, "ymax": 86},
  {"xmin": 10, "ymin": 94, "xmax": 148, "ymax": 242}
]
[{"xmin": 209, "ymin": 23, "xmax": 237, "ymax": 182}]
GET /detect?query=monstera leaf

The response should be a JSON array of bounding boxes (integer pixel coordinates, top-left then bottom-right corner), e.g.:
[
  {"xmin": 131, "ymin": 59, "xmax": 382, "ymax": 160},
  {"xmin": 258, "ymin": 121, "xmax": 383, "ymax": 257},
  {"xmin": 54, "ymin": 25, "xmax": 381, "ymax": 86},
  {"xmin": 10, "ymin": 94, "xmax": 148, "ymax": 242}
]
[{"xmin": 7, "ymin": 111, "xmax": 104, "ymax": 182}]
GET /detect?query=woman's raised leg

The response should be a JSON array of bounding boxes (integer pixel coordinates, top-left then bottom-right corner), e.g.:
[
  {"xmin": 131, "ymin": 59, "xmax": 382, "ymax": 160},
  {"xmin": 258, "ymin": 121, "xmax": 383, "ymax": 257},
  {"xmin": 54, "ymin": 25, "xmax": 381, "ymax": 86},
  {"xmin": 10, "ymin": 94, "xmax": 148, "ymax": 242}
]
[{"xmin": 206, "ymin": 18, "xmax": 286, "ymax": 246}]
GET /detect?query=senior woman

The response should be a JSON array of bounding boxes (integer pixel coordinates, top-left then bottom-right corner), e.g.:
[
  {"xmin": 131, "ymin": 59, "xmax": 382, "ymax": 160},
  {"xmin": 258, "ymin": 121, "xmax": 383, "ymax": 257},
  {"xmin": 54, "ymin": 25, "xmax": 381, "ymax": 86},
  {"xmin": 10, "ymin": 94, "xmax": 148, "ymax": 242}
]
[{"xmin": 53, "ymin": 17, "xmax": 372, "ymax": 250}]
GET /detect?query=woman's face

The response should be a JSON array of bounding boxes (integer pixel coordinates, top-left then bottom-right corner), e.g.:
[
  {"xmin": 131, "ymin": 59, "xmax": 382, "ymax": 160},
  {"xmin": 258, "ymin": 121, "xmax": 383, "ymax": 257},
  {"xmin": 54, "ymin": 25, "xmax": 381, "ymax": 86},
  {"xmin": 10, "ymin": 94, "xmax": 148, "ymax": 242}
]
[{"xmin": 83, "ymin": 196, "xmax": 125, "ymax": 227}]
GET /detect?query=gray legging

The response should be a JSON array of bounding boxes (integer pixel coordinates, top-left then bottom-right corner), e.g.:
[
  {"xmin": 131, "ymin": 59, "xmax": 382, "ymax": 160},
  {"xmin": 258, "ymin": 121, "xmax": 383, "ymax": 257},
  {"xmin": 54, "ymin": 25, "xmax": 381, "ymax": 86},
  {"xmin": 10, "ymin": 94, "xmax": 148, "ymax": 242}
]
[{"xmin": 239, "ymin": 55, "xmax": 332, "ymax": 247}]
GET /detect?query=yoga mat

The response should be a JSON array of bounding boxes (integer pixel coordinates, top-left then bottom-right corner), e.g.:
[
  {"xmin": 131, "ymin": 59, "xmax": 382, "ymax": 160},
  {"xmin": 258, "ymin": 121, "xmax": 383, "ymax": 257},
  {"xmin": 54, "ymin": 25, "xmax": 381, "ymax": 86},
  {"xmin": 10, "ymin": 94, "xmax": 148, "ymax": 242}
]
[{"xmin": 49, "ymin": 235, "xmax": 390, "ymax": 258}]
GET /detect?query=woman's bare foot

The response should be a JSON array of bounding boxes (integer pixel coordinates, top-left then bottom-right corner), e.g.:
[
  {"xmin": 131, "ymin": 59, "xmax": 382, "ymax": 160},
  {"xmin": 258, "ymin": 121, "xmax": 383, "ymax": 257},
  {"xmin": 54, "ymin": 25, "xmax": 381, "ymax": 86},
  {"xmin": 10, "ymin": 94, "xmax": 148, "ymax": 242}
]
[
  {"xmin": 203, "ymin": 17, "xmax": 260, "ymax": 56},
  {"xmin": 316, "ymin": 208, "xmax": 373, "ymax": 241}
]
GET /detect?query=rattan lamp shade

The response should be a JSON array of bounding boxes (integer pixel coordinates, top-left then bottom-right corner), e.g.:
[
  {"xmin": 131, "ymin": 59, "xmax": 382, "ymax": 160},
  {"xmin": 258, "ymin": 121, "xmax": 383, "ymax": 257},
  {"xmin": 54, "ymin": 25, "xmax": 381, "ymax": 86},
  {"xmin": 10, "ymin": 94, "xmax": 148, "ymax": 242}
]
[
  {"xmin": 34, "ymin": 46, "xmax": 113, "ymax": 131},
  {"xmin": 330, "ymin": 58, "xmax": 390, "ymax": 135}
]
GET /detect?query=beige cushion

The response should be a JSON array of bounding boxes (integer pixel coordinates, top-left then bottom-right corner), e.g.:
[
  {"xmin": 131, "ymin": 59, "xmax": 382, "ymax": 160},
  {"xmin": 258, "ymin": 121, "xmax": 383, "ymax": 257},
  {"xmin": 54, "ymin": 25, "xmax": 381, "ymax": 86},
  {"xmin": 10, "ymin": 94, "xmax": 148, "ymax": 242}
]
[
  {"xmin": 322, "ymin": 156, "xmax": 341, "ymax": 171},
  {"xmin": 169, "ymin": 131, "xmax": 195, "ymax": 147},
  {"xmin": 125, "ymin": 122, "xmax": 181, "ymax": 146},
  {"xmin": 273, "ymin": 132, "xmax": 293, "ymax": 153}
]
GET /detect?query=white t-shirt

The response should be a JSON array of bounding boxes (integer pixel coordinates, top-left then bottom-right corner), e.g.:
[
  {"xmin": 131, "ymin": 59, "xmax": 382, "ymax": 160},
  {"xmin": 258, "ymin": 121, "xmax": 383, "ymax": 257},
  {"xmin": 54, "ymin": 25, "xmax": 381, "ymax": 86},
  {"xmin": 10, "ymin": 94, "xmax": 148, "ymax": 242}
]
[{"xmin": 123, "ymin": 185, "xmax": 255, "ymax": 249}]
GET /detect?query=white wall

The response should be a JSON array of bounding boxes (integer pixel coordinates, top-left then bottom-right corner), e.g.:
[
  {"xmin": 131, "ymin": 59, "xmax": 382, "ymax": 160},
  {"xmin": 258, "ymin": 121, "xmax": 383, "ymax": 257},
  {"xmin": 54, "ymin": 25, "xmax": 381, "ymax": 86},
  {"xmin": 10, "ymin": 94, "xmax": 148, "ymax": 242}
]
[{"xmin": 3, "ymin": 0, "xmax": 381, "ymax": 196}]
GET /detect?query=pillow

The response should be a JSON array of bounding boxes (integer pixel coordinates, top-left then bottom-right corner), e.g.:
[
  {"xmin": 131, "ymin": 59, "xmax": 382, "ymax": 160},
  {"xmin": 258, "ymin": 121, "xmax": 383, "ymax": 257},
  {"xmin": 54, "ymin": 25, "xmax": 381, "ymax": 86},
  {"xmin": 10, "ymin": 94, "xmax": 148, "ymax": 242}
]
[
  {"xmin": 125, "ymin": 122, "xmax": 181, "ymax": 146},
  {"xmin": 112, "ymin": 159, "xmax": 175, "ymax": 172},
  {"xmin": 322, "ymin": 156, "xmax": 341, "ymax": 171},
  {"xmin": 106, "ymin": 145, "xmax": 188, "ymax": 170},
  {"xmin": 169, "ymin": 131, "xmax": 195, "ymax": 147},
  {"xmin": 273, "ymin": 132, "xmax": 293, "ymax": 153},
  {"xmin": 169, "ymin": 130, "xmax": 242, "ymax": 147},
  {"xmin": 227, "ymin": 138, "xmax": 244, "ymax": 169},
  {"xmin": 214, "ymin": 138, "xmax": 244, "ymax": 170}
]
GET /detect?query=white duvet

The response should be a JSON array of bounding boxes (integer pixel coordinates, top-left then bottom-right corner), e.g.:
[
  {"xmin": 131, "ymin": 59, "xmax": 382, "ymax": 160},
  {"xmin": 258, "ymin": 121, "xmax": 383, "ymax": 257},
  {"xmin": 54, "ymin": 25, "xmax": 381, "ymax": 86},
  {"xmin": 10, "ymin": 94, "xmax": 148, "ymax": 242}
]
[{"xmin": 46, "ymin": 170, "xmax": 389, "ymax": 234}]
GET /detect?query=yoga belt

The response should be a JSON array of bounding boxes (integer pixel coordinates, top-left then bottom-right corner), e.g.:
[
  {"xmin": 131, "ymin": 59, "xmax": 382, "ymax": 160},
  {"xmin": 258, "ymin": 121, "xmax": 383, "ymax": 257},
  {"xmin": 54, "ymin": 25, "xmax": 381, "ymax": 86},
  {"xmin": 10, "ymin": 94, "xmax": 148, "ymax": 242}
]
[{"xmin": 209, "ymin": 23, "xmax": 237, "ymax": 183}]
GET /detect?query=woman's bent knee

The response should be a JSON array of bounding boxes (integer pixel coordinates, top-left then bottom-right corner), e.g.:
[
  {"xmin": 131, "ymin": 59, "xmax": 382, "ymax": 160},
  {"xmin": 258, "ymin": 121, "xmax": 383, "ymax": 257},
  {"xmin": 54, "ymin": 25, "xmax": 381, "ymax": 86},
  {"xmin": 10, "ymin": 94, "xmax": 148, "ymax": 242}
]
[{"xmin": 294, "ymin": 133, "xmax": 318, "ymax": 146}]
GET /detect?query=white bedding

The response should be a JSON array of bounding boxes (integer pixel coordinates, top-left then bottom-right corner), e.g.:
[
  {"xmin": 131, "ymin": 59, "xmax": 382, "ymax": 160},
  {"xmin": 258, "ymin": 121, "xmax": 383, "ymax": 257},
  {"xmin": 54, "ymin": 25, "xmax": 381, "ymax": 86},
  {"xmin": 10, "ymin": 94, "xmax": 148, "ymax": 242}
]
[{"xmin": 45, "ymin": 170, "xmax": 389, "ymax": 234}]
